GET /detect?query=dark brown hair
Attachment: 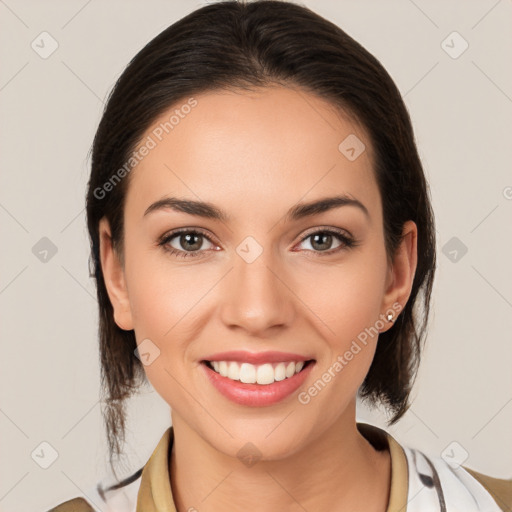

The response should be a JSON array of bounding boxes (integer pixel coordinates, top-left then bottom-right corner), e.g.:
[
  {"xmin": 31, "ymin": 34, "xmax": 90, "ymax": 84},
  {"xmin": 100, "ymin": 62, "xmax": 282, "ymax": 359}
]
[{"xmin": 86, "ymin": 0, "xmax": 436, "ymax": 473}]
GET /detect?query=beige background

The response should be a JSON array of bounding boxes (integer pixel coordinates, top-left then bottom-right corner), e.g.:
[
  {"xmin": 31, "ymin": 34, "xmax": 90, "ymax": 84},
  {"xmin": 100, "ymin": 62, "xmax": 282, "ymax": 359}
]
[{"xmin": 0, "ymin": 0, "xmax": 511, "ymax": 510}]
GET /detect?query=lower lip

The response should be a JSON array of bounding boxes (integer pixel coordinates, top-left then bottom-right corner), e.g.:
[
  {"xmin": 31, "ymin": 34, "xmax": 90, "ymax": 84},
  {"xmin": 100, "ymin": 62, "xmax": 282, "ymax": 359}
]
[{"xmin": 202, "ymin": 361, "xmax": 315, "ymax": 407}]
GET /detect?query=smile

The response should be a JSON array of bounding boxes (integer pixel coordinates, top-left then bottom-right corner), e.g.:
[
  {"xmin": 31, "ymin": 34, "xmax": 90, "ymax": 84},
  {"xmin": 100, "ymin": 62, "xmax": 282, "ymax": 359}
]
[
  {"xmin": 201, "ymin": 358, "xmax": 315, "ymax": 407},
  {"xmin": 206, "ymin": 360, "xmax": 310, "ymax": 385}
]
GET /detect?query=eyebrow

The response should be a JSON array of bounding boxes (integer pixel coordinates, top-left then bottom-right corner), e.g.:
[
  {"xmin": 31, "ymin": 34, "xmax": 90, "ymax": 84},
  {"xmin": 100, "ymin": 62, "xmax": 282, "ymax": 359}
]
[{"xmin": 143, "ymin": 194, "xmax": 370, "ymax": 222}]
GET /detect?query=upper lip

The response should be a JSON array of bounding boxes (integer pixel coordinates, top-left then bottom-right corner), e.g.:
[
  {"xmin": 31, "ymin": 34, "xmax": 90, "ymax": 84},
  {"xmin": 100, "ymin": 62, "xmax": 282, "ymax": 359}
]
[{"xmin": 202, "ymin": 350, "xmax": 314, "ymax": 365}]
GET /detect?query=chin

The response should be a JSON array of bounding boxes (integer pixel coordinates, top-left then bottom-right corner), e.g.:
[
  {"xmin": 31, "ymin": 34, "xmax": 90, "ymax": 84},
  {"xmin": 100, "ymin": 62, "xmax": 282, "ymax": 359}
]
[{"xmin": 207, "ymin": 418, "xmax": 313, "ymax": 463}]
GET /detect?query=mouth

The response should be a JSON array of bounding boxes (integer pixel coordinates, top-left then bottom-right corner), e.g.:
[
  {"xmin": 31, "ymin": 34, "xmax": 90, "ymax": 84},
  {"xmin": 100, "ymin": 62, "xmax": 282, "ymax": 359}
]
[
  {"xmin": 202, "ymin": 359, "xmax": 315, "ymax": 385},
  {"xmin": 200, "ymin": 356, "xmax": 316, "ymax": 407}
]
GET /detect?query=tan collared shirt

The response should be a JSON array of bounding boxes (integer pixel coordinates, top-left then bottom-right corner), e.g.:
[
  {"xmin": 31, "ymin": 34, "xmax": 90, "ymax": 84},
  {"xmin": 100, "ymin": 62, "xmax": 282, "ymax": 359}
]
[
  {"xmin": 134, "ymin": 423, "xmax": 410, "ymax": 512},
  {"xmin": 49, "ymin": 423, "xmax": 512, "ymax": 512}
]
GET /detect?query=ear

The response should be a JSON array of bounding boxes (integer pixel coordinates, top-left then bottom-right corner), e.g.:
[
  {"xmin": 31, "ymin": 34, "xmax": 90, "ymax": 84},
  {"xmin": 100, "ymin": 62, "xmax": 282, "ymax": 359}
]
[
  {"xmin": 98, "ymin": 217, "xmax": 134, "ymax": 331},
  {"xmin": 379, "ymin": 220, "xmax": 418, "ymax": 332}
]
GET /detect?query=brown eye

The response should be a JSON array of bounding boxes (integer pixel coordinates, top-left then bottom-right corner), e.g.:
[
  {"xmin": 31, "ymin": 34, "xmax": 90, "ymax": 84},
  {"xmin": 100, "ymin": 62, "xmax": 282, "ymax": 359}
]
[
  {"xmin": 172, "ymin": 232, "xmax": 205, "ymax": 252},
  {"xmin": 296, "ymin": 229, "xmax": 357, "ymax": 255},
  {"xmin": 309, "ymin": 232, "xmax": 337, "ymax": 251},
  {"xmin": 159, "ymin": 229, "xmax": 216, "ymax": 259}
]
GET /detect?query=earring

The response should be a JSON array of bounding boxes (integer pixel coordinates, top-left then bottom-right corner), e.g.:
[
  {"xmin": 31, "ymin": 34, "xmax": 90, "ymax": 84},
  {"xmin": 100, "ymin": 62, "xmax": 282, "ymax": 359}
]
[{"xmin": 386, "ymin": 312, "xmax": 395, "ymax": 323}]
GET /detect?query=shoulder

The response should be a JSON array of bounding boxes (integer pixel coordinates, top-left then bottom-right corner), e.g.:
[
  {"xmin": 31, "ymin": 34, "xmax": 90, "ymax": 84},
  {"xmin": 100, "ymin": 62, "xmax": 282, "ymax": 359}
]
[
  {"xmin": 46, "ymin": 497, "xmax": 94, "ymax": 511},
  {"xmin": 402, "ymin": 444, "xmax": 512, "ymax": 512},
  {"xmin": 45, "ymin": 467, "xmax": 142, "ymax": 512},
  {"xmin": 463, "ymin": 467, "xmax": 512, "ymax": 512}
]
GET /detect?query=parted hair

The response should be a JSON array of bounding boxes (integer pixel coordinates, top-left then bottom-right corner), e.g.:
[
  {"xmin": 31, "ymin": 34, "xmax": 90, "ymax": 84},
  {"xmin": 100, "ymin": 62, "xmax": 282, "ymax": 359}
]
[{"xmin": 86, "ymin": 0, "xmax": 436, "ymax": 472}]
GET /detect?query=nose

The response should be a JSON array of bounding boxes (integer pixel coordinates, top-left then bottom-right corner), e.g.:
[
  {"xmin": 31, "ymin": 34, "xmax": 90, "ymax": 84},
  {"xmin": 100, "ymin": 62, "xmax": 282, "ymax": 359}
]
[{"xmin": 219, "ymin": 250, "xmax": 295, "ymax": 335}]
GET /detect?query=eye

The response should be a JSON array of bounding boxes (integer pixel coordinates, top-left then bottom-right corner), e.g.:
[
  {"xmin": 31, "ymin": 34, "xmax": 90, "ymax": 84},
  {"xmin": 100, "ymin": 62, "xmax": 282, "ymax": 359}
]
[
  {"xmin": 158, "ymin": 227, "xmax": 358, "ymax": 260},
  {"xmin": 295, "ymin": 228, "xmax": 358, "ymax": 255},
  {"xmin": 158, "ymin": 229, "xmax": 218, "ymax": 259}
]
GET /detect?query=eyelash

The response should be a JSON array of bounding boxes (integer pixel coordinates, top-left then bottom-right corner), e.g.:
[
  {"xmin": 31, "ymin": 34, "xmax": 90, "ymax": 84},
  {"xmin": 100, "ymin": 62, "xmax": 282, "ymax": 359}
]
[{"xmin": 158, "ymin": 227, "xmax": 359, "ymax": 260}]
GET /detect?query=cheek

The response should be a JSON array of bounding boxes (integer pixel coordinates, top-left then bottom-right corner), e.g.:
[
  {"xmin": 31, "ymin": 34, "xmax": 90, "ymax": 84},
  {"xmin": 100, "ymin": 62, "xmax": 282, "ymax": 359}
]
[
  {"xmin": 294, "ymin": 246, "xmax": 388, "ymax": 404},
  {"xmin": 299, "ymin": 253, "xmax": 388, "ymax": 346},
  {"xmin": 123, "ymin": 247, "xmax": 227, "ymax": 397},
  {"xmin": 295, "ymin": 262, "xmax": 387, "ymax": 421},
  {"xmin": 124, "ymin": 239, "xmax": 201, "ymax": 334},
  {"xmin": 122, "ymin": 241, "xmax": 198, "ymax": 371},
  {"xmin": 124, "ymin": 256, "xmax": 200, "ymax": 405}
]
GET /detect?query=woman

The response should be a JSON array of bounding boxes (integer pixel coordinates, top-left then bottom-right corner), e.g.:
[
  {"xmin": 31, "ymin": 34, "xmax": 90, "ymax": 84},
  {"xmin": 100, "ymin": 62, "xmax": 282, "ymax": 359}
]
[{"xmin": 48, "ymin": 1, "xmax": 511, "ymax": 511}]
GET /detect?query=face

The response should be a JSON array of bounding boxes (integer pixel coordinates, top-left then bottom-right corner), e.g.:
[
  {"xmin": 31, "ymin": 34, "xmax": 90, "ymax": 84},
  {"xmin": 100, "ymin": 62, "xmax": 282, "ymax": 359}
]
[{"xmin": 100, "ymin": 85, "xmax": 416, "ymax": 460}]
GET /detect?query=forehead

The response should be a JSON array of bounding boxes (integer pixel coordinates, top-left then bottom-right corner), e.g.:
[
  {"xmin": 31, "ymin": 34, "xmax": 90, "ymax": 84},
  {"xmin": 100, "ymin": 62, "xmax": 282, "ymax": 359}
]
[{"xmin": 126, "ymin": 86, "xmax": 380, "ymax": 222}]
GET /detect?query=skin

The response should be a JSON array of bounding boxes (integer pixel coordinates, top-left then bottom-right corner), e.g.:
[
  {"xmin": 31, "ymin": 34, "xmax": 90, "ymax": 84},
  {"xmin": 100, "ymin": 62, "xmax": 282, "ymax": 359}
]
[{"xmin": 99, "ymin": 85, "xmax": 418, "ymax": 511}]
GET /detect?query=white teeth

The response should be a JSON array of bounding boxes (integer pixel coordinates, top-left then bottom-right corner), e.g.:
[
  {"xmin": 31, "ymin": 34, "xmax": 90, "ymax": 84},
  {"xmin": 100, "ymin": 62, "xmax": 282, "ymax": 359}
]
[
  {"xmin": 208, "ymin": 360, "xmax": 308, "ymax": 385},
  {"xmin": 219, "ymin": 361, "xmax": 228, "ymax": 377},
  {"xmin": 274, "ymin": 363, "xmax": 286, "ymax": 381},
  {"xmin": 285, "ymin": 361, "xmax": 295, "ymax": 378},
  {"xmin": 239, "ymin": 363, "xmax": 256, "ymax": 383},
  {"xmin": 227, "ymin": 361, "xmax": 239, "ymax": 380},
  {"xmin": 256, "ymin": 363, "xmax": 274, "ymax": 385}
]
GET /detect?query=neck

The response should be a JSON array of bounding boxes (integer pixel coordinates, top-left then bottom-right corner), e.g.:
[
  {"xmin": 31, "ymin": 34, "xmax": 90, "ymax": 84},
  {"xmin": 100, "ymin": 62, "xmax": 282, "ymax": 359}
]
[{"xmin": 169, "ymin": 406, "xmax": 391, "ymax": 512}]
